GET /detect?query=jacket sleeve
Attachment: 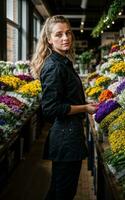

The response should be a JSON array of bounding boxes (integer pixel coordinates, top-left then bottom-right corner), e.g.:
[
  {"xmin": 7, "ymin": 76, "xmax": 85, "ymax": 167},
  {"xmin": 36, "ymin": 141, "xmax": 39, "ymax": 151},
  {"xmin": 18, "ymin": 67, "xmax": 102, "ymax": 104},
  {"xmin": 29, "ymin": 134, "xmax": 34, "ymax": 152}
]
[{"xmin": 40, "ymin": 63, "xmax": 71, "ymax": 121}]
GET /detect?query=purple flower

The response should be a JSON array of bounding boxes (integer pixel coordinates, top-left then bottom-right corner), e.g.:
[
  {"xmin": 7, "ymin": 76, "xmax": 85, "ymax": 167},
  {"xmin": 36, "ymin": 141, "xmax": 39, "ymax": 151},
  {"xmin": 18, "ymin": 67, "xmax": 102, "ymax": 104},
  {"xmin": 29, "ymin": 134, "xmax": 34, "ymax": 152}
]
[
  {"xmin": 0, "ymin": 95, "xmax": 25, "ymax": 109},
  {"xmin": 95, "ymin": 100, "xmax": 120, "ymax": 123},
  {"xmin": 116, "ymin": 81, "xmax": 125, "ymax": 94},
  {"xmin": 16, "ymin": 74, "xmax": 34, "ymax": 82},
  {"xmin": 11, "ymin": 105, "xmax": 23, "ymax": 114}
]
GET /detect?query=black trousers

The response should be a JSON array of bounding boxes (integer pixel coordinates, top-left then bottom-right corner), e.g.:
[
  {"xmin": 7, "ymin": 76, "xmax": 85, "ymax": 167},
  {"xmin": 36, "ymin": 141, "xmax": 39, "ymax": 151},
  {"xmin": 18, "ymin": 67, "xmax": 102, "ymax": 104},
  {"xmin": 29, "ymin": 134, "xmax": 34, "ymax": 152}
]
[{"xmin": 44, "ymin": 160, "xmax": 82, "ymax": 200}]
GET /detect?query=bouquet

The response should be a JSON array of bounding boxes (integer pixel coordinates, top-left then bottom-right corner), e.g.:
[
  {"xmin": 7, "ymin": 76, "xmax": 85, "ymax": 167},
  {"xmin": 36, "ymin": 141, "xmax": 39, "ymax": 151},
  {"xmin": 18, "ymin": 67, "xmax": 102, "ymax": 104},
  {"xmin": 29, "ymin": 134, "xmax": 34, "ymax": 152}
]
[
  {"xmin": 15, "ymin": 74, "xmax": 34, "ymax": 82},
  {"xmin": 95, "ymin": 100, "xmax": 120, "ymax": 123},
  {"xmin": 110, "ymin": 61, "xmax": 125, "ymax": 76},
  {"xmin": 110, "ymin": 44, "xmax": 119, "ymax": 53},
  {"xmin": 99, "ymin": 107, "xmax": 124, "ymax": 133},
  {"xmin": 108, "ymin": 130, "xmax": 125, "ymax": 154},
  {"xmin": 6, "ymin": 91, "xmax": 31, "ymax": 106},
  {"xmin": 0, "ymin": 61, "xmax": 14, "ymax": 75},
  {"xmin": 100, "ymin": 61, "xmax": 112, "ymax": 74},
  {"xmin": 116, "ymin": 80, "xmax": 125, "ymax": 94},
  {"xmin": 0, "ymin": 75, "xmax": 25, "ymax": 90},
  {"xmin": 87, "ymin": 72, "xmax": 99, "ymax": 81},
  {"xmin": 14, "ymin": 60, "xmax": 30, "ymax": 75},
  {"xmin": 95, "ymin": 76, "xmax": 111, "ymax": 88},
  {"xmin": 16, "ymin": 79, "xmax": 41, "ymax": 97},
  {"xmin": 0, "ymin": 95, "xmax": 26, "ymax": 114},
  {"xmin": 108, "ymin": 81, "xmax": 120, "ymax": 94},
  {"xmin": 108, "ymin": 112, "xmax": 125, "ymax": 134},
  {"xmin": 117, "ymin": 90, "xmax": 125, "ymax": 109},
  {"xmin": 85, "ymin": 86, "xmax": 103, "ymax": 100},
  {"xmin": 98, "ymin": 89, "xmax": 113, "ymax": 103}
]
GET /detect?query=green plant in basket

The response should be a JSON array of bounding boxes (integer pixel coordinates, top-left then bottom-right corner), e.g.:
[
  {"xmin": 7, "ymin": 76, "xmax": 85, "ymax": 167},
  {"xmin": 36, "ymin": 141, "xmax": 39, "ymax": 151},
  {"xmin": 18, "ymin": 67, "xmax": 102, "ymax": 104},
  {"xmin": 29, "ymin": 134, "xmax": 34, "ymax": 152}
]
[
  {"xmin": 108, "ymin": 112, "xmax": 125, "ymax": 134},
  {"xmin": 108, "ymin": 130, "xmax": 125, "ymax": 154},
  {"xmin": 99, "ymin": 107, "xmax": 124, "ymax": 133},
  {"xmin": 103, "ymin": 147, "xmax": 125, "ymax": 173},
  {"xmin": 79, "ymin": 50, "xmax": 93, "ymax": 65}
]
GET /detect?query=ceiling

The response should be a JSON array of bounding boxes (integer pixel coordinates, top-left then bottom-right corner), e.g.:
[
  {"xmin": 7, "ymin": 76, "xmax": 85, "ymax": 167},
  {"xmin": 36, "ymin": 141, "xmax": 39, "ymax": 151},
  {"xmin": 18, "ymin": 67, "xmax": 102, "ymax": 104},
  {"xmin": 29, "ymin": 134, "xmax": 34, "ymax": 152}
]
[
  {"xmin": 43, "ymin": 0, "xmax": 112, "ymax": 30},
  {"xmin": 33, "ymin": 0, "xmax": 125, "ymax": 52}
]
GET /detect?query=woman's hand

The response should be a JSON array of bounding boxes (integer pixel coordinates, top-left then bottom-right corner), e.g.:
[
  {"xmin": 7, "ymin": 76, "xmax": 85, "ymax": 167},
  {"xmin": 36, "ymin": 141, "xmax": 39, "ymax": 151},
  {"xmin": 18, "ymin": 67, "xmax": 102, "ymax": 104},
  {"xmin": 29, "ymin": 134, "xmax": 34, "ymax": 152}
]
[{"xmin": 85, "ymin": 103, "xmax": 99, "ymax": 115}]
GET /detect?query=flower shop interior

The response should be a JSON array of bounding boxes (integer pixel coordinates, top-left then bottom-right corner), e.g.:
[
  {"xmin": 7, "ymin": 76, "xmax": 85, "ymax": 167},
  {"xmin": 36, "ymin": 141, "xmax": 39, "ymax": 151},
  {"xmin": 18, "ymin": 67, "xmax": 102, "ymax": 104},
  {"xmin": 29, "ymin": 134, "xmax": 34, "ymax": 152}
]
[{"xmin": 0, "ymin": 0, "xmax": 125, "ymax": 200}]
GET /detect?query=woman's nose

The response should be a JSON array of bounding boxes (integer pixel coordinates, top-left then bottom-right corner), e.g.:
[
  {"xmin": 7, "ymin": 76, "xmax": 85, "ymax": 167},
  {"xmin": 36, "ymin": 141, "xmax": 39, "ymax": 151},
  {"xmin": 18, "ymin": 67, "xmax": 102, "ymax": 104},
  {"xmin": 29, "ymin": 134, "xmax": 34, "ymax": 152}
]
[{"xmin": 62, "ymin": 33, "xmax": 68, "ymax": 39}]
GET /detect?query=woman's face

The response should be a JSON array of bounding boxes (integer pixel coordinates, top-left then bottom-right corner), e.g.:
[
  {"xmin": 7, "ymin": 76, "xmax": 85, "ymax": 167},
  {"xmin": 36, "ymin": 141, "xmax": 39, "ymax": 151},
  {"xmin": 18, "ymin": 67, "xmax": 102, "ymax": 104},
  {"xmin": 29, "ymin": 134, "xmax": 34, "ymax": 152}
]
[{"xmin": 48, "ymin": 22, "xmax": 73, "ymax": 56}]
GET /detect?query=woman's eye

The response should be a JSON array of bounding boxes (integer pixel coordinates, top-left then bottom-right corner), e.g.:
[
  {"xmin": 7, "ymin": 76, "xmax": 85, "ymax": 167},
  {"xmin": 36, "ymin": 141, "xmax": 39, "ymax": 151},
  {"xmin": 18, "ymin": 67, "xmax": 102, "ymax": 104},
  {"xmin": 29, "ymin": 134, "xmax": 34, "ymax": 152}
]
[
  {"xmin": 55, "ymin": 33, "xmax": 62, "ymax": 37},
  {"xmin": 55, "ymin": 31, "xmax": 72, "ymax": 38},
  {"xmin": 67, "ymin": 31, "xmax": 72, "ymax": 35}
]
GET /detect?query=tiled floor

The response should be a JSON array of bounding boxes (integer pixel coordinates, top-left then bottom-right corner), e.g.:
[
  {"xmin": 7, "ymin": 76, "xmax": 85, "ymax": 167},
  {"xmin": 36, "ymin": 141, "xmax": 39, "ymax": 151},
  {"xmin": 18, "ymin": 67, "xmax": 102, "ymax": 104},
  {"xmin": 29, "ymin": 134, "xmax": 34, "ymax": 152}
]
[
  {"xmin": 74, "ymin": 160, "xmax": 96, "ymax": 200},
  {"xmin": 0, "ymin": 123, "xmax": 96, "ymax": 200}
]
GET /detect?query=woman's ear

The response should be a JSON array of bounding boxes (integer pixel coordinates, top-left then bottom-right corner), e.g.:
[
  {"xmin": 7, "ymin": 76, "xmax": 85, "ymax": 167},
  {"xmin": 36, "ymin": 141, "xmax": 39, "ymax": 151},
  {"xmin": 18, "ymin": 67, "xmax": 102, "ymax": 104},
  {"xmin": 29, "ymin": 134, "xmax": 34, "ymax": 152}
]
[{"xmin": 48, "ymin": 38, "xmax": 52, "ymax": 45}]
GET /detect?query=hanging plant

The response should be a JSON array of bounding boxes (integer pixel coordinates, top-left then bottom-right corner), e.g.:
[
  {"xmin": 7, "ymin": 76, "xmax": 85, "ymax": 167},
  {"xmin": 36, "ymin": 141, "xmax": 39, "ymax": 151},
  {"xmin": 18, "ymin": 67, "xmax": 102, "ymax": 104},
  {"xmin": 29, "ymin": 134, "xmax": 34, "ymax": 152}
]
[{"xmin": 91, "ymin": 0, "xmax": 123, "ymax": 38}]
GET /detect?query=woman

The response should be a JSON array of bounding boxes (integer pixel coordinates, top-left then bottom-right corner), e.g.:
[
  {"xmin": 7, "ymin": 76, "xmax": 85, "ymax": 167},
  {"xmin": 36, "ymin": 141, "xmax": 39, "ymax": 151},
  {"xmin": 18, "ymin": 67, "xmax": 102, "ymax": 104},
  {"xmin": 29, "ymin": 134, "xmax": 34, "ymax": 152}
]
[{"xmin": 31, "ymin": 15, "xmax": 97, "ymax": 200}]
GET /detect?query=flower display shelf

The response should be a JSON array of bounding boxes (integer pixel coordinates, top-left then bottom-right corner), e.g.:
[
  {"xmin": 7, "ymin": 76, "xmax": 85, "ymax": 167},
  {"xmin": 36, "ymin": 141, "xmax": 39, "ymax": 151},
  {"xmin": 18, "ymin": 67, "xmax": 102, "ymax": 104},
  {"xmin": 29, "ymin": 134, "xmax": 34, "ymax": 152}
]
[{"xmin": 88, "ymin": 114, "xmax": 125, "ymax": 200}]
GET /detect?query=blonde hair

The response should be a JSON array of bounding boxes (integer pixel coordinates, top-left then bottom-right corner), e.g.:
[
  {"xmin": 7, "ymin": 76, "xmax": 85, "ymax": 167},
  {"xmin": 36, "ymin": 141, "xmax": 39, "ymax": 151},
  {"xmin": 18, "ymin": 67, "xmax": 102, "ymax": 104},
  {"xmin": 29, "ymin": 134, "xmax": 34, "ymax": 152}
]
[{"xmin": 30, "ymin": 15, "xmax": 75, "ymax": 79}]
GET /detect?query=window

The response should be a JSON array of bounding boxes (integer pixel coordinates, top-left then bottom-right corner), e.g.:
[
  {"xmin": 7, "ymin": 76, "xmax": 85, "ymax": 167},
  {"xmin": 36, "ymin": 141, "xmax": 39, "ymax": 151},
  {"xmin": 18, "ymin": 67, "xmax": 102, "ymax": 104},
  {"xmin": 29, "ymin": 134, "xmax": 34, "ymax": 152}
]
[
  {"xmin": 7, "ymin": 0, "xmax": 18, "ymax": 23},
  {"xmin": 6, "ymin": 0, "xmax": 20, "ymax": 62},
  {"xmin": 33, "ymin": 14, "xmax": 41, "ymax": 52},
  {"xmin": 7, "ymin": 24, "xmax": 18, "ymax": 61},
  {"xmin": 21, "ymin": 0, "xmax": 28, "ymax": 60}
]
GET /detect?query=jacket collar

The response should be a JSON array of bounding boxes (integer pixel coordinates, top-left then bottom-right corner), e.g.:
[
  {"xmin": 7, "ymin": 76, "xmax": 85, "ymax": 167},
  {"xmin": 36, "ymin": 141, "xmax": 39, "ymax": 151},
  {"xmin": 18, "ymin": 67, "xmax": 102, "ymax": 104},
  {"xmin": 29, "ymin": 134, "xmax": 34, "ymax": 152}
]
[{"xmin": 51, "ymin": 51, "xmax": 71, "ymax": 65}]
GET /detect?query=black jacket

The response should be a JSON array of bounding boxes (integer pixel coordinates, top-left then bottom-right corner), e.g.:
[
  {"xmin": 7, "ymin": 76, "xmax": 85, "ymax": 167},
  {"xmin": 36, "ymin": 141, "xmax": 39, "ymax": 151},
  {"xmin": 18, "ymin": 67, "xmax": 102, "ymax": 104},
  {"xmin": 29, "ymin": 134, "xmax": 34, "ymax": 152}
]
[{"xmin": 40, "ymin": 51, "xmax": 87, "ymax": 161}]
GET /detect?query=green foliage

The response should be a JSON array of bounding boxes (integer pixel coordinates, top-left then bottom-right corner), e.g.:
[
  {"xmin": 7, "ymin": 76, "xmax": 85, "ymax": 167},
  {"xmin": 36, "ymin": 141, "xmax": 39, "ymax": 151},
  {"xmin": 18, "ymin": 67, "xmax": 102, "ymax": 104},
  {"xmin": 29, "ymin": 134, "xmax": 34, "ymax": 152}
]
[
  {"xmin": 92, "ymin": 0, "xmax": 123, "ymax": 38},
  {"xmin": 79, "ymin": 50, "xmax": 93, "ymax": 64}
]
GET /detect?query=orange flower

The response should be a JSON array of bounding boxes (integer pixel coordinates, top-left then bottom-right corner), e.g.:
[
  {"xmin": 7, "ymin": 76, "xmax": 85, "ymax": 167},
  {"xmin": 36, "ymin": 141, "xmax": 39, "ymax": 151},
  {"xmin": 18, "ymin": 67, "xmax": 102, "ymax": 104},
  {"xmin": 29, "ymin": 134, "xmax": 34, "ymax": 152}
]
[{"xmin": 98, "ymin": 89, "xmax": 113, "ymax": 103}]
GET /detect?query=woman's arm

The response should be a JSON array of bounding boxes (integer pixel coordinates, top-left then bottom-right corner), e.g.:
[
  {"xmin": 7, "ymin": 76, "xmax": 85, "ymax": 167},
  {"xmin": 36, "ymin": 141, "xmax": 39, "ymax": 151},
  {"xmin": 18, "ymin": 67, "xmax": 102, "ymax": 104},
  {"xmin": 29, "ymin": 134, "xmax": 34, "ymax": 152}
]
[{"xmin": 68, "ymin": 104, "xmax": 98, "ymax": 115}]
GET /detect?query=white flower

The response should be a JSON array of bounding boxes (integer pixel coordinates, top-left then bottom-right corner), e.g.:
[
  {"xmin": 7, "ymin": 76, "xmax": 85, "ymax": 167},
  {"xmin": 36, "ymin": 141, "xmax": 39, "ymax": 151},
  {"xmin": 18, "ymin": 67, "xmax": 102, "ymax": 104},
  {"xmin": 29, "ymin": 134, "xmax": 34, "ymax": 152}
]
[
  {"xmin": 6, "ymin": 61, "xmax": 13, "ymax": 65},
  {"xmin": 24, "ymin": 60, "xmax": 30, "ymax": 65},
  {"xmin": 15, "ymin": 60, "xmax": 25, "ymax": 65},
  {"xmin": 108, "ymin": 81, "xmax": 120, "ymax": 93}
]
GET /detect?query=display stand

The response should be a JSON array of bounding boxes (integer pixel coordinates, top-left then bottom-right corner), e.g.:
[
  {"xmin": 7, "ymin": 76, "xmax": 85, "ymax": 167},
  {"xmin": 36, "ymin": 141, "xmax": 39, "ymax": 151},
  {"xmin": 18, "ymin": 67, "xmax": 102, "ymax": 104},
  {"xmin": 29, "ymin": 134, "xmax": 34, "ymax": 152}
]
[
  {"xmin": 87, "ymin": 114, "xmax": 125, "ymax": 200},
  {"xmin": 0, "ymin": 106, "xmax": 42, "ymax": 191}
]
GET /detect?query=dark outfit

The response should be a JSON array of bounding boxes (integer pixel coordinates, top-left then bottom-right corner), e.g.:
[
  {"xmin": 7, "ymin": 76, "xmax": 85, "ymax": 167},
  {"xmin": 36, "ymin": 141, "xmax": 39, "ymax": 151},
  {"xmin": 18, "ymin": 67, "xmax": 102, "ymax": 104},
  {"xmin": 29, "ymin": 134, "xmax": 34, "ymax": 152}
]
[{"xmin": 40, "ymin": 51, "xmax": 88, "ymax": 200}]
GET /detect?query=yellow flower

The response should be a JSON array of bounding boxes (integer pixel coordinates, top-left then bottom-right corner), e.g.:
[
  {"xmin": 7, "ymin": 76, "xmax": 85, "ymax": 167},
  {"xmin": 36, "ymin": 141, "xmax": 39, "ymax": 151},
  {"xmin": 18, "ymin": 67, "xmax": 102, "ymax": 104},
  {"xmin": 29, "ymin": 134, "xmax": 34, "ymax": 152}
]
[
  {"xmin": 86, "ymin": 86, "xmax": 103, "ymax": 99},
  {"xmin": 85, "ymin": 87, "xmax": 92, "ymax": 95},
  {"xmin": 110, "ymin": 61, "xmax": 125, "ymax": 76},
  {"xmin": 95, "ymin": 76, "xmax": 111, "ymax": 87},
  {"xmin": 0, "ymin": 75, "xmax": 25, "ymax": 89},
  {"xmin": 17, "ymin": 79, "xmax": 41, "ymax": 97},
  {"xmin": 108, "ymin": 130, "xmax": 125, "ymax": 154}
]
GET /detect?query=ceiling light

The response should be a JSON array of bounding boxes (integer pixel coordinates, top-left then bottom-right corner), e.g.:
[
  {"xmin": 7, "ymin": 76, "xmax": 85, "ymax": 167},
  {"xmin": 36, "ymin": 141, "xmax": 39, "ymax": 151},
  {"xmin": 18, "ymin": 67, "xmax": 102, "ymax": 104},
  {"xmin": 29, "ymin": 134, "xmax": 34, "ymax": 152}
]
[{"xmin": 118, "ymin": 11, "xmax": 122, "ymax": 16}]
